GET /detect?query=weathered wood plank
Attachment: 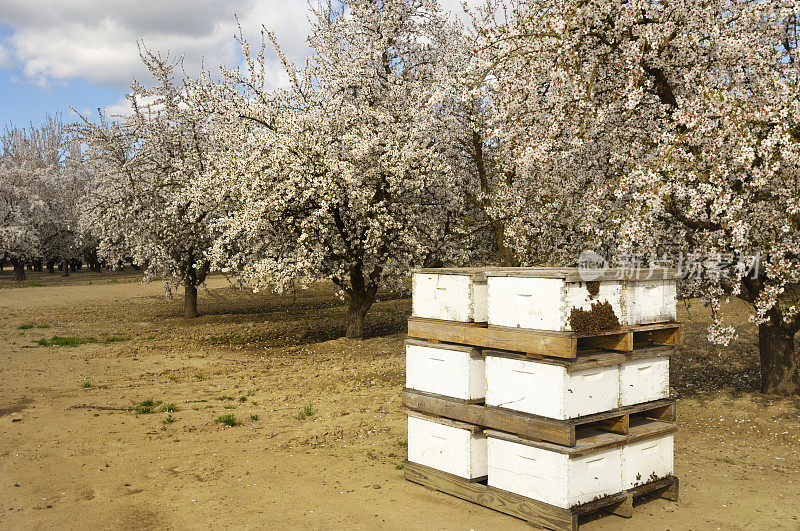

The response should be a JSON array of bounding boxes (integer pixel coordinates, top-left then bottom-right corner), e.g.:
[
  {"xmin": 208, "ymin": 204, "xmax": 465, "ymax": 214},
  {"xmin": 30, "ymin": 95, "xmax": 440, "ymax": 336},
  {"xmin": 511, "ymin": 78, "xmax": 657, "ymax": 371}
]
[
  {"xmin": 633, "ymin": 324, "xmax": 683, "ymax": 346},
  {"xmin": 629, "ymin": 476, "xmax": 679, "ymax": 500},
  {"xmin": 407, "ymin": 317, "xmax": 578, "ymax": 358},
  {"xmin": 403, "ymin": 388, "xmax": 575, "ymax": 446},
  {"xmin": 408, "ymin": 317, "xmax": 681, "ymax": 358},
  {"xmin": 404, "ymin": 461, "xmax": 578, "ymax": 531},
  {"xmin": 597, "ymin": 413, "xmax": 629, "ymax": 435},
  {"xmin": 602, "ymin": 496, "xmax": 633, "ymax": 518},
  {"xmin": 638, "ymin": 401, "xmax": 676, "ymax": 423},
  {"xmin": 407, "ymin": 410, "xmax": 485, "ymax": 434},
  {"xmin": 403, "ymin": 389, "xmax": 676, "ymax": 447},
  {"xmin": 402, "ymin": 388, "xmax": 488, "ymax": 427},
  {"xmin": 578, "ymin": 331, "xmax": 633, "ymax": 352}
]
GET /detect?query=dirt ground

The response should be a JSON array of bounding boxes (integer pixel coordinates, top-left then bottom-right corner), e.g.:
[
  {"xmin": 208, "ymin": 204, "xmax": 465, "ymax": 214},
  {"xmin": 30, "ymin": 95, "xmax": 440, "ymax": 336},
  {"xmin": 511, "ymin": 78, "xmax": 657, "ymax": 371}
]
[{"xmin": 0, "ymin": 269, "xmax": 799, "ymax": 530}]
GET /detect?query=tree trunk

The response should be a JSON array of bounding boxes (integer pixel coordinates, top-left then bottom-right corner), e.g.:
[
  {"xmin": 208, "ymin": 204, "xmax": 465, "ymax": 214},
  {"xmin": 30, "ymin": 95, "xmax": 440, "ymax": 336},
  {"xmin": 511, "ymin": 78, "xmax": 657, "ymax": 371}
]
[
  {"xmin": 184, "ymin": 282, "xmax": 198, "ymax": 318},
  {"xmin": 47, "ymin": 261, "xmax": 55, "ymax": 274},
  {"xmin": 13, "ymin": 261, "xmax": 26, "ymax": 281},
  {"xmin": 61, "ymin": 261, "xmax": 69, "ymax": 277},
  {"xmin": 346, "ymin": 297, "xmax": 369, "ymax": 339},
  {"xmin": 345, "ymin": 285, "xmax": 377, "ymax": 339},
  {"xmin": 758, "ymin": 309, "xmax": 800, "ymax": 395}
]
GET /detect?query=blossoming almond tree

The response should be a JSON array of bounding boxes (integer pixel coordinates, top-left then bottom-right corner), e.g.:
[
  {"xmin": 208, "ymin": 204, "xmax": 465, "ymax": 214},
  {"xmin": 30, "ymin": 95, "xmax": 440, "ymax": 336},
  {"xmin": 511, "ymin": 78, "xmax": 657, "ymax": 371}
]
[
  {"xmin": 616, "ymin": 2, "xmax": 800, "ymax": 395},
  {"xmin": 0, "ymin": 116, "xmax": 87, "ymax": 280},
  {"xmin": 198, "ymin": 0, "xmax": 467, "ymax": 338},
  {"xmin": 77, "ymin": 49, "xmax": 217, "ymax": 318},
  {"xmin": 0, "ymin": 125, "xmax": 44, "ymax": 280},
  {"xmin": 475, "ymin": 0, "xmax": 800, "ymax": 394}
]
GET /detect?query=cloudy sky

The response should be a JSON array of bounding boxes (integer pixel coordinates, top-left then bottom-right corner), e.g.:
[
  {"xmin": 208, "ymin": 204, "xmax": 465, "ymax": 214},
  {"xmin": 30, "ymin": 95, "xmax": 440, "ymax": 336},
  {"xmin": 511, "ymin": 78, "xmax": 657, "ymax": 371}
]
[{"xmin": 0, "ymin": 0, "xmax": 478, "ymax": 127}]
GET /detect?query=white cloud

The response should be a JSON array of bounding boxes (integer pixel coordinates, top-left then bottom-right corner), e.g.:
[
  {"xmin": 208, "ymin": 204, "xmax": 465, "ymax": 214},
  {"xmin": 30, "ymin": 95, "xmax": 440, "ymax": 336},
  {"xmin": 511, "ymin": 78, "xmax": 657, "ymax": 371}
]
[
  {"xmin": 0, "ymin": 1, "xmax": 484, "ymax": 91},
  {"xmin": 103, "ymin": 95, "xmax": 134, "ymax": 118},
  {"xmin": 0, "ymin": 0, "xmax": 312, "ymax": 90},
  {"xmin": 0, "ymin": 43, "xmax": 12, "ymax": 68}
]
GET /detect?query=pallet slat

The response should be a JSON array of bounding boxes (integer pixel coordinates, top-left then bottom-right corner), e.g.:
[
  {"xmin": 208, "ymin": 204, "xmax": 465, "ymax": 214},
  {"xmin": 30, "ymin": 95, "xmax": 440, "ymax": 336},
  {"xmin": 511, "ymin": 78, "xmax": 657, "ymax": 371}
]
[
  {"xmin": 405, "ymin": 460, "xmax": 578, "ymax": 530},
  {"xmin": 407, "ymin": 317, "xmax": 682, "ymax": 359},
  {"xmin": 403, "ymin": 388, "xmax": 676, "ymax": 447},
  {"xmin": 404, "ymin": 460, "xmax": 679, "ymax": 530}
]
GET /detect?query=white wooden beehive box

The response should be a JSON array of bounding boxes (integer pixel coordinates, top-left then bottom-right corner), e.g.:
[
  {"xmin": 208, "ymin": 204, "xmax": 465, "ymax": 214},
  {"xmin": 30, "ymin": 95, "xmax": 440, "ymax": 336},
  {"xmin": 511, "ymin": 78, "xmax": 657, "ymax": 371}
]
[
  {"xmin": 620, "ymin": 352, "xmax": 670, "ymax": 407},
  {"xmin": 484, "ymin": 352, "xmax": 620, "ymax": 419},
  {"xmin": 485, "ymin": 268, "xmax": 677, "ymax": 331},
  {"xmin": 622, "ymin": 432, "xmax": 674, "ymax": 490},
  {"xmin": 487, "ymin": 431, "xmax": 623, "ymax": 508},
  {"xmin": 412, "ymin": 268, "xmax": 490, "ymax": 322},
  {"xmin": 407, "ymin": 412, "xmax": 487, "ymax": 479},
  {"xmin": 405, "ymin": 339, "xmax": 485, "ymax": 401}
]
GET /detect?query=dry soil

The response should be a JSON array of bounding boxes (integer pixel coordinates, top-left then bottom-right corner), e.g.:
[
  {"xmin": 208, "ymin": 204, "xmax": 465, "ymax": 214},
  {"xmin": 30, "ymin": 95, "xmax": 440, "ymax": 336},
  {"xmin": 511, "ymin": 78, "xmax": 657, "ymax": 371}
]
[{"xmin": 0, "ymin": 270, "xmax": 798, "ymax": 530}]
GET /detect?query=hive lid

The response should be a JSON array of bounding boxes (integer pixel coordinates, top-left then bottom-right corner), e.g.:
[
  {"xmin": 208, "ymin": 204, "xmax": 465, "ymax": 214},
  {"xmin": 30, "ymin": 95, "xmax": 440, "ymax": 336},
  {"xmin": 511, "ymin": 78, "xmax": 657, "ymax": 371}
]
[
  {"xmin": 411, "ymin": 267, "xmax": 509, "ymax": 281},
  {"xmin": 483, "ymin": 267, "xmax": 681, "ymax": 282}
]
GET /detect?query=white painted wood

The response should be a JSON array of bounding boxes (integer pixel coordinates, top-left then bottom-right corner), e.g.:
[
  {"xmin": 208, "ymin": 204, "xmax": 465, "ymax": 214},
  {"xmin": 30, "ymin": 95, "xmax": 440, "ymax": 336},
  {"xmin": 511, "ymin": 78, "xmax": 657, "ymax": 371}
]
[
  {"xmin": 485, "ymin": 354, "xmax": 619, "ymax": 419},
  {"xmin": 405, "ymin": 340, "xmax": 485, "ymax": 400},
  {"xmin": 486, "ymin": 269, "xmax": 677, "ymax": 331},
  {"xmin": 620, "ymin": 356, "xmax": 670, "ymax": 407},
  {"xmin": 622, "ymin": 433, "xmax": 674, "ymax": 489},
  {"xmin": 487, "ymin": 276, "xmax": 568, "ymax": 330},
  {"xmin": 412, "ymin": 271, "xmax": 488, "ymax": 322},
  {"xmin": 487, "ymin": 436, "xmax": 623, "ymax": 508},
  {"xmin": 407, "ymin": 415, "xmax": 487, "ymax": 479},
  {"xmin": 627, "ymin": 279, "xmax": 678, "ymax": 324}
]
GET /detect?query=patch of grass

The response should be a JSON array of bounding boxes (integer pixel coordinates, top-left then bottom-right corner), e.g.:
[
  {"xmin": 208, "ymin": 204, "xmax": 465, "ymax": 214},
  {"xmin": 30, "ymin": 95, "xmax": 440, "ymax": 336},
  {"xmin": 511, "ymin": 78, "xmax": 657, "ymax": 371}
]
[
  {"xmin": 388, "ymin": 452, "xmax": 397, "ymax": 458},
  {"xmin": 397, "ymin": 439, "xmax": 408, "ymax": 448},
  {"xmin": 295, "ymin": 401, "xmax": 315, "ymax": 420},
  {"xmin": 17, "ymin": 324, "xmax": 34, "ymax": 329},
  {"xmin": 224, "ymin": 405, "xmax": 236, "ymax": 410},
  {"xmin": 35, "ymin": 336, "xmax": 97, "ymax": 347},
  {"xmin": 81, "ymin": 381, "xmax": 93, "ymax": 388},
  {"xmin": 395, "ymin": 464, "xmax": 404, "ymax": 470},
  {"xmin": 250, "ymin": 414, "xmax": 259, "ymax": 421},
  {"xmin": 215, "ymin": 395, "xmax": 234, "ymax": 401},
  {"xmin": 161, "ymin": 403, "xmax": 178, "ymax": 412},
  {"xmin": 183, "ymin": 399, "xmax": 208, "ymax": 404},
  {"xmin": 134, "ymin": 398, "xmax": 161, "ymax": 414},
  {"xmin": 36, "ymin": 324, "xmax": 50, "ymax": 329},
  {"xmin": 24, "ymin": 280, "xmax": 45, "ymax": 287},
  {"xmin": 103, "ymin": 335, "xmax": 131, "ymax": 343},
  {"xmin": 167, "ymin": 375, "xmax": 179, "ymax": 382},
  {"xmin": 162, "ymin": 415, "xmax": 177, "ymax": 425},
  {"xmin": 239, "ymin": 396, "xmax": 247, "ymax": 402},
  {"xmin": 215, "ymin": 413, "xmax": 240, "ymax": 427},
  {"xmin": 194, "ymin": 372, "xmax": 206, "ymax": 381}
]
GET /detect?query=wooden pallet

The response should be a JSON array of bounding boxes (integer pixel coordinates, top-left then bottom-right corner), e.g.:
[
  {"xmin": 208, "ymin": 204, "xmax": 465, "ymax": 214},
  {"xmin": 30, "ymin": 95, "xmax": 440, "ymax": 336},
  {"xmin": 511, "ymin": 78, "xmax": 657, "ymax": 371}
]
[
  {"xmin": 404, "ymin": 460, "xmax": 678, "ymax": 531},
  {"xmin": 407, "ymin": 317, "xmax": 682, "ymax": 359},
  {"xmin": 403, "ymin": 388, "xmax": 676, "ymax": 446}
]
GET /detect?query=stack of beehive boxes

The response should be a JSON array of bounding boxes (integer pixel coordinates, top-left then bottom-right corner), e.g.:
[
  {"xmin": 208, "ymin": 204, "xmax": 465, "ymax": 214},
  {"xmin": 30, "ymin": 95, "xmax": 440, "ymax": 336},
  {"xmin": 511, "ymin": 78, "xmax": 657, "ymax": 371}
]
[{"xmin": 404, "ymin": 267, "xmax": 680, "ymax": 529}]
